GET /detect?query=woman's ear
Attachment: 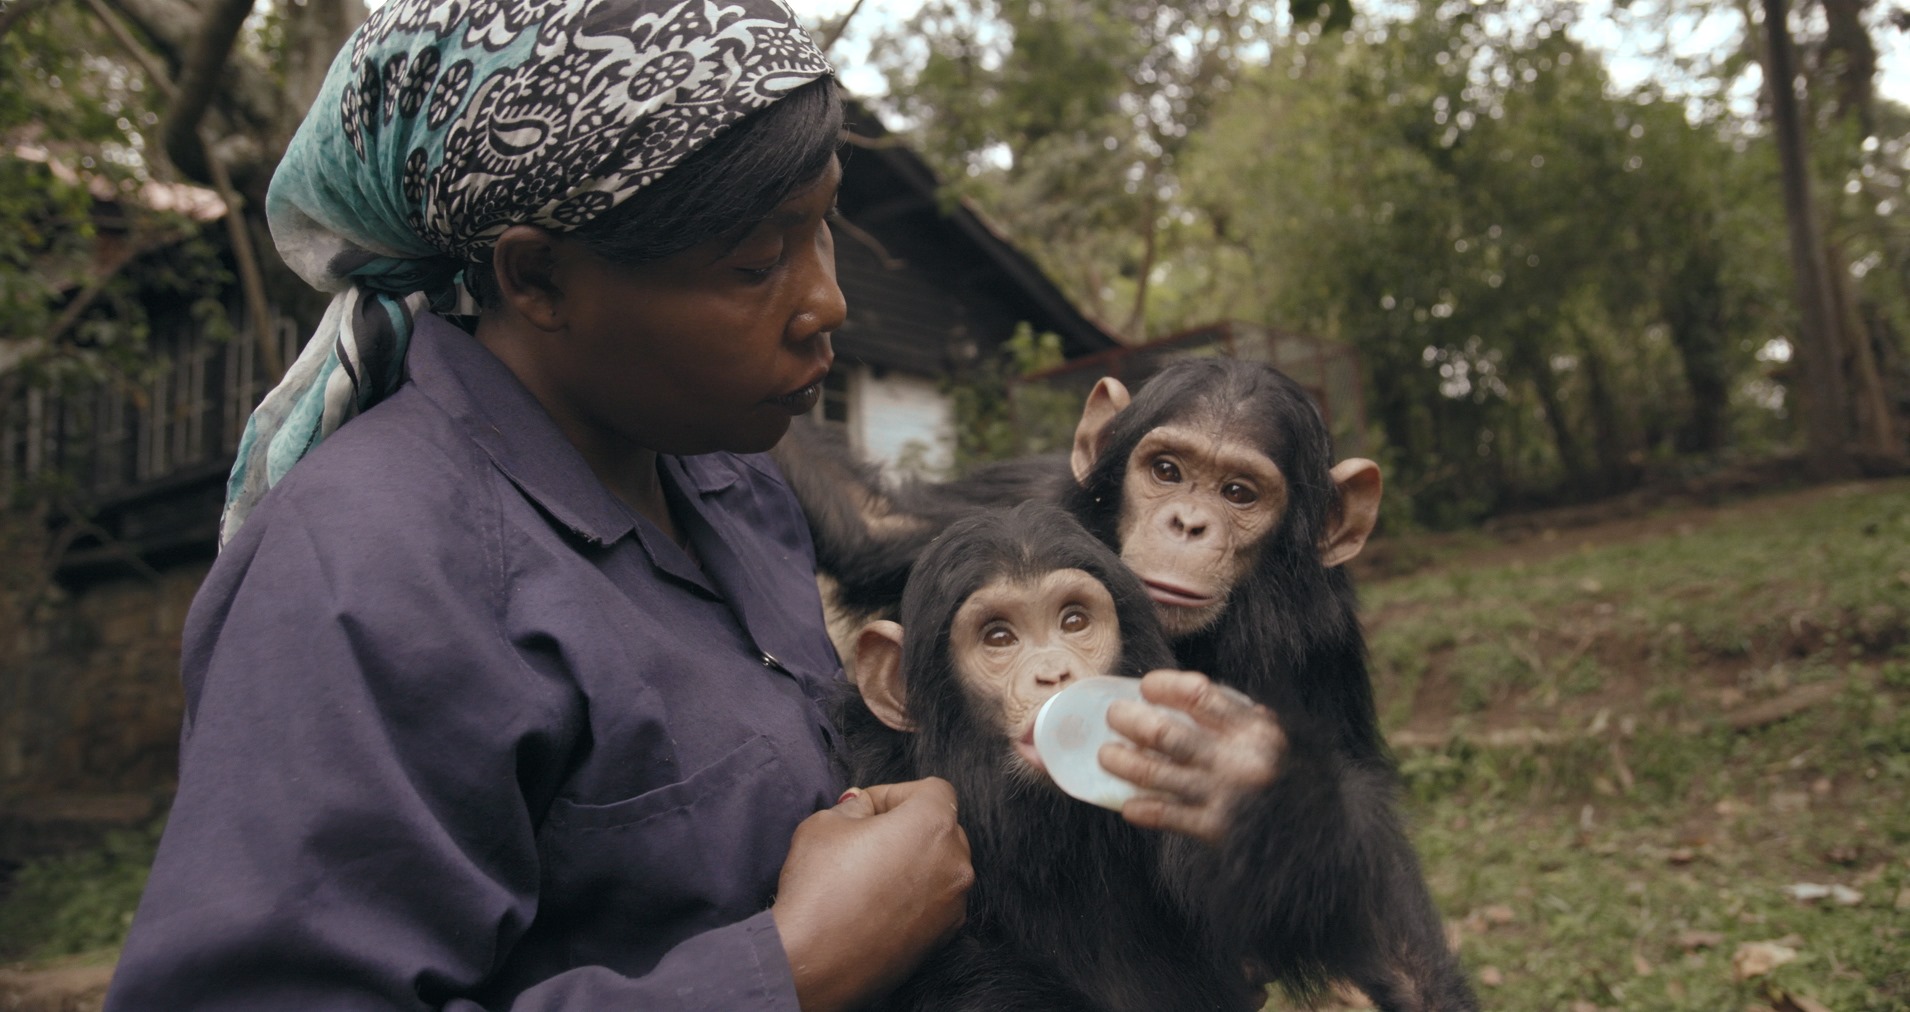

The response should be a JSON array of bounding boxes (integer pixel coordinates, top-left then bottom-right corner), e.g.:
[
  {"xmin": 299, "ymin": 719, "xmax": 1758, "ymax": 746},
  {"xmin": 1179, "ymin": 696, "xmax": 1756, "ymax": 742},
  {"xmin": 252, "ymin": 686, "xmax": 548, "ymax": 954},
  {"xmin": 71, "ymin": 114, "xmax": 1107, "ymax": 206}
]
[
  {"xmin": 488, "ymin": 225, "xmax": 566, "ymax": 332},
  {"xmin": 852, "ymin": 620, "xmax": 915, "ymax": 732},
  {"xmin": 1071, "ymin": 377, "xmax": 1132, "ymax": 484},
  {"xmin": 1320, "ymin": 458, "xmax": 1382, "ymax": 568}
]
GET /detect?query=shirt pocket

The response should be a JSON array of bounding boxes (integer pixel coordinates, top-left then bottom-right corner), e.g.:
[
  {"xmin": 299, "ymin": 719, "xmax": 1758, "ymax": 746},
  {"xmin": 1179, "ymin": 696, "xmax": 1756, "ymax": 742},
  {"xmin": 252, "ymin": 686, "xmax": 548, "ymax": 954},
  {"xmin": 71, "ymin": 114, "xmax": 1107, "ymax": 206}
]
[{"xmin": 534, "ymin": 733, "xmax": 797, "ymax": 969}]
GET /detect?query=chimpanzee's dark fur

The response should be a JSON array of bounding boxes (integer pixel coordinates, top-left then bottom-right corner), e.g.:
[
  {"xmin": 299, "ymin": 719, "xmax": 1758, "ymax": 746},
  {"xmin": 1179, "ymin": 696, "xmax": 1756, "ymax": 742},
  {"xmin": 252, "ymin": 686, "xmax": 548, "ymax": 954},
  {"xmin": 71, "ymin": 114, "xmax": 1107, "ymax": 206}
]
[
  {"xmin": 837, "ymin": 502, "xmax": 1257, "ymax": 1011},
  {"xmin": 800, "ymin": 359, "xmax": 1478, "ymax": 1011}
]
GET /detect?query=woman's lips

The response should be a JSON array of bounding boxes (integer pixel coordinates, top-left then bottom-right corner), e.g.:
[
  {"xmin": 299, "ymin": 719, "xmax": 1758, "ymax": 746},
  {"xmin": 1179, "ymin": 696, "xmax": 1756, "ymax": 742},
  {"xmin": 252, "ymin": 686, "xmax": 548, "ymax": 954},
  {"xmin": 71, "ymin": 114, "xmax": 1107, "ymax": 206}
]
[
  {"xmin": 1142, "ymin": 579, "xmax": 1217, "ymax": 609},
  {"xmin": 771, "ymin": 382, "xmax": 822, "ymax": 415}
]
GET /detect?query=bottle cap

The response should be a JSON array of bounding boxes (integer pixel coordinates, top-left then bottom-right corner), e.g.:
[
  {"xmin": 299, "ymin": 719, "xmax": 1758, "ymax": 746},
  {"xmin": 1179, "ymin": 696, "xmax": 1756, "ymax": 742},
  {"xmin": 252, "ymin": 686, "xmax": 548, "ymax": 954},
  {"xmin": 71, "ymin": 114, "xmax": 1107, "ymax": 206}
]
[{"xmin": 1033, "ymin": 676, "xmax": 1189, "ymax": 811}]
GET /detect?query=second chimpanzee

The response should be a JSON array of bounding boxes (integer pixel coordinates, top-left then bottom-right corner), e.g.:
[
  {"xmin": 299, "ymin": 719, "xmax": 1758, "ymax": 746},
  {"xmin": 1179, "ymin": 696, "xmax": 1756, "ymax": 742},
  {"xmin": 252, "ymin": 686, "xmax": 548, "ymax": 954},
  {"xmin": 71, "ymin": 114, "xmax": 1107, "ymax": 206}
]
[{"xmin": 789, "ymin": 358, "xmax": 1477, "ymax": 1010}]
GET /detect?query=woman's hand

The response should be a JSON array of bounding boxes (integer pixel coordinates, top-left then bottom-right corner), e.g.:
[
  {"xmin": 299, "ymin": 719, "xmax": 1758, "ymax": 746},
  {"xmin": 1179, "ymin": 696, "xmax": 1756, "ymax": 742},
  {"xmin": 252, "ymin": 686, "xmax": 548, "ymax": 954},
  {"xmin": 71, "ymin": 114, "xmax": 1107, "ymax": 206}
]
[
  {"xmin": 1100, "ymin": 669, "xmax": 1286, "ymax": 845},
  {"xmin": 772, "ymin": 776, "xmax": 974, "ymax": 1012}
]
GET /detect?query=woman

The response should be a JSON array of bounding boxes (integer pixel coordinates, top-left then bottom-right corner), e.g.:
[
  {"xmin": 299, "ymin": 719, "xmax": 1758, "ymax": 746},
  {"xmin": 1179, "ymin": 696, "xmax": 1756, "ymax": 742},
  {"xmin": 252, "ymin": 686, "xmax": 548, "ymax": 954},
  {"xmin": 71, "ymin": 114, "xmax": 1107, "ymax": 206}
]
[{"xmin": 105, "ymin": 2, "xmax": 971, "ymax": 1009}]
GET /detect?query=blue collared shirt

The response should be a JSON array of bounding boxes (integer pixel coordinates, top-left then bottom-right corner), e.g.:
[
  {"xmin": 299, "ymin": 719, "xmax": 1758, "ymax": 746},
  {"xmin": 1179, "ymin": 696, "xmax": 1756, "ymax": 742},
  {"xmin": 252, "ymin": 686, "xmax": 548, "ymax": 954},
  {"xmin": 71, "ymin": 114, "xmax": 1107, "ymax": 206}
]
[{"xmin": 107, "ymin": 312, "xmax": 846, "ymax": 1010}]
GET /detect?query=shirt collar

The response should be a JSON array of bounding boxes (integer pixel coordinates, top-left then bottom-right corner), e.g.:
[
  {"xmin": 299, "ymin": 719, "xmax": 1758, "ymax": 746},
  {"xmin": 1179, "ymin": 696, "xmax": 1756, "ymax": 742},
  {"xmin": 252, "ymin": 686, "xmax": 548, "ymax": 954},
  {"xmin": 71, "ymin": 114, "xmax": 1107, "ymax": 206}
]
[{"xmin": 405, "ymin": 312, "xmax": 638, "ymax": 545}]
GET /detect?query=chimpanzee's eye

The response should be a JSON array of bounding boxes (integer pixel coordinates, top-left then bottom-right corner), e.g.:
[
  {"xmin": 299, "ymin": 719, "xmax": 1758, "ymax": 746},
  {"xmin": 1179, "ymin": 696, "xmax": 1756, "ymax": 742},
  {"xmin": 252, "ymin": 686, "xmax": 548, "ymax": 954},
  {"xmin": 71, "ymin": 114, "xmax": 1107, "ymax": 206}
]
[
  {"xmin": 1221, "ymin": 482, "xmax": 1259, "ymax": 505},
  {"xmin": 982, "ymin": 624, "xmax": 1017, "ymax": 648},
  {"xmin": 1151, "ymin": 459, "xmax": 1182, "ymax": 483},
  {"xmin": 1059, "ymin": 608, "xmax": 1090, "ymax": 633}
]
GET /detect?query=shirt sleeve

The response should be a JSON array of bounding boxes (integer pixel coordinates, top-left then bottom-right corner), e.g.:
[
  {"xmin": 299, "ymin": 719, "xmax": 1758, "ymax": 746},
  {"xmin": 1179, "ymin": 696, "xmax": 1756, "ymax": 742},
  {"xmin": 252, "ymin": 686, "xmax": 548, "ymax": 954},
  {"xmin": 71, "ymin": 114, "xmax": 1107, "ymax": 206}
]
[{"xmin": 105, "ymin": 474, "xmax": 804, "ymax": 1011}]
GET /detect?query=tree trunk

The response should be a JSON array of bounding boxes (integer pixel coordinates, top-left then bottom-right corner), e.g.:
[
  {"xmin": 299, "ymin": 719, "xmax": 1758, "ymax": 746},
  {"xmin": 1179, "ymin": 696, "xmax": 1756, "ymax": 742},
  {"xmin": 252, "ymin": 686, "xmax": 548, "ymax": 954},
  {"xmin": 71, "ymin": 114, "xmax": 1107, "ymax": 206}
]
[
  {"xmin": 1577, "ymin": 333, "xmax": 1634, "ymax": 494},
  {"xmin": 1759, "ymin": 0, "xmax": 1856, "ymax": 478},
  {"xmin": 1664, "ymin": 239, "xmax": 1731, "ymax": 454},
  {"xmin": 1124, "ymin": 177, "xmax": 1160, "ymax": 343},
  {"xmin": 1528, "ymin": 353, "xmax": 1588, "ymax": 494},
  {"xmin": 1818, "ymin": 0, "xmax": 1903, "ymax": 463}
]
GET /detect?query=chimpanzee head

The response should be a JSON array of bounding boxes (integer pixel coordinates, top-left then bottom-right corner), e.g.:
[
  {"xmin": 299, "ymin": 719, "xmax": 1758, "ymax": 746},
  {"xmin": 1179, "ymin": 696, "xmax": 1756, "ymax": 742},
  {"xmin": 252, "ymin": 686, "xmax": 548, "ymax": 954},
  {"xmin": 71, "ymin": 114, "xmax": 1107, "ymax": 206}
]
[
  {"xmin": 850, "ymin": 501, "xmax": 1175, "ymax": 790},
  {"xmin": 1064, "ymin": 358, "xmax": 1382, "ymax": 641}
]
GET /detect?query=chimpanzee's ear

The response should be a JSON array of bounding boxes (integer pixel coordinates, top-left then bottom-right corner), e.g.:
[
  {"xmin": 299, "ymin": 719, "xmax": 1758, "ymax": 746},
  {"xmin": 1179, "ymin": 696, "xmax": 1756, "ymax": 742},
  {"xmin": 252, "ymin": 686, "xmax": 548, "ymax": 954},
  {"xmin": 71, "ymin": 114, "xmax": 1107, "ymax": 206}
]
[
  {"xmin": 852, "ymin": 620, "xmax": 916, "ymax": 732},
  {"xmin": 1071, "ymin": 377, "xmax": 1132, "ymax": 484},
  {"xmin": 1320, "ymin": 458, "xmax": 1382, "ymax": 568}
]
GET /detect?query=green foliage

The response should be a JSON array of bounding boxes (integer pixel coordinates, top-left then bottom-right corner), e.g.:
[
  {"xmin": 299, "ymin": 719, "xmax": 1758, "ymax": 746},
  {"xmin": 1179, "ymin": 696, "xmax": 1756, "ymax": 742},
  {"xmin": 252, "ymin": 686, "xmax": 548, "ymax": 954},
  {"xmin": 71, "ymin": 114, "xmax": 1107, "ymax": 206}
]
[
  {"xmin": 947, "ymin": 324, "xmax": 1082, "ymax": 472},
  {"xmin": 1, "ymin": 0, "xmax": 235, "ymax": 499},
  {"xmin": 877, "ymin": 2, "xmax": 1907, "ymax": 527},
  {"xmin": 869, "ymin": 1, "xmax": 1277, "ymax": 331},
  {"xmin": 0, "ymin": 818, "xmax": 163, "ymax": 960}
]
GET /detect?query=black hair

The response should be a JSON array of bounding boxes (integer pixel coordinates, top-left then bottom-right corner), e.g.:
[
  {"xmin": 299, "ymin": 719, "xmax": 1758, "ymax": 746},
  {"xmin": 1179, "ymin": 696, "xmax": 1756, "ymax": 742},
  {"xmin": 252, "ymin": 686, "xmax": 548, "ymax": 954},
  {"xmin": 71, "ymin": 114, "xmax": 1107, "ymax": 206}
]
[{"xmin": 466, "ymin": 75, "xmax": 842, "ymax": 307}]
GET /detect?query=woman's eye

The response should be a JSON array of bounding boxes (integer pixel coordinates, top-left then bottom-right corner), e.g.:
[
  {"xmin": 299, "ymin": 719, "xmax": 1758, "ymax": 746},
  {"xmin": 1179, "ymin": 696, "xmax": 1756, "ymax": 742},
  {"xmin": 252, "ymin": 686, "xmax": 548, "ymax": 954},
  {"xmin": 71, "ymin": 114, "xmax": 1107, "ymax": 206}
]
[
  {"xmin": 1221, "ymin": 482, "xmax": 1258, "ymax": 505},
  {"xmin": 1150, "ymin": 459, "xmax": 1182, "ymax": 483},
  {"xmin": 1059, "ymin": 609, "xmax": 1089, "ymax": 633},
  {"xmin": 982, "ymin": 625, "xmax": 1016, "ymax": 648}
]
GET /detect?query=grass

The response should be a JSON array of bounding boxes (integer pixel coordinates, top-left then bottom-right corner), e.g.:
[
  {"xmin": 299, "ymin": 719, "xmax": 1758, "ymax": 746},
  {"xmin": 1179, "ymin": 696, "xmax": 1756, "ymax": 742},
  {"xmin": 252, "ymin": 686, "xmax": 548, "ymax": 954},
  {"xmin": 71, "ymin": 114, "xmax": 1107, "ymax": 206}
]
[
  {"xmin": 1271, "ymin": 478, "xmax": 1910, "ymax": 1011},
  {"xmin": 0, "ymin": 819, "xmax": 159, "ymax": 963},
  {"xmin": 4, "ymin": 480, "xmax": 1908, "ymax": 1009}
]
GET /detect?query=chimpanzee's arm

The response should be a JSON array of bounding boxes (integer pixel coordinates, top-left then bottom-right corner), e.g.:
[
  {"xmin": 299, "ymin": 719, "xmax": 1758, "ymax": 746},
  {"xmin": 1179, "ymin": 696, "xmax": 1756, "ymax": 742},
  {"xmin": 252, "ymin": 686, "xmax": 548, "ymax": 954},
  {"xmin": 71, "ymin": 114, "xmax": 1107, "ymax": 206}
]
[
  {"xmin": 769, "ymin": 419, "xmax": 934, "ymax": 611},
  {"xmin": 769, "ymin": 422, "xmax": 1074, "ymax": 613},
  {"xmin": 1159, "ymin": 748, "xmax": 1477, "ymax": 1012}
]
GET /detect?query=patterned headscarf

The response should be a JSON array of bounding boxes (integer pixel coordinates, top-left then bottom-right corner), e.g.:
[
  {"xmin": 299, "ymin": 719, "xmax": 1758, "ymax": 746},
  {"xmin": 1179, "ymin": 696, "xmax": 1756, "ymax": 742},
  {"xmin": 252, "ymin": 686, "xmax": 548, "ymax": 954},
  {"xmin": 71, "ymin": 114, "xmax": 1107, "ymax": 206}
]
[{"xmin": 222, "ymin": 0, "xmax": 832, "ymax": 543}]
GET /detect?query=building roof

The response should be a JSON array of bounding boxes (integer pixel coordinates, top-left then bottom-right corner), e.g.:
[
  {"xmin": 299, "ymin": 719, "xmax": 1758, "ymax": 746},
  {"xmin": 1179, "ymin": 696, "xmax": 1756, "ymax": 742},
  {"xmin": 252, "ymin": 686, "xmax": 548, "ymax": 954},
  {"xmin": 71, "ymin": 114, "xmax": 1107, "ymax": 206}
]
[{"xmin": 832, "ymin": 98, "xmax": 1121, "ymax": 370}]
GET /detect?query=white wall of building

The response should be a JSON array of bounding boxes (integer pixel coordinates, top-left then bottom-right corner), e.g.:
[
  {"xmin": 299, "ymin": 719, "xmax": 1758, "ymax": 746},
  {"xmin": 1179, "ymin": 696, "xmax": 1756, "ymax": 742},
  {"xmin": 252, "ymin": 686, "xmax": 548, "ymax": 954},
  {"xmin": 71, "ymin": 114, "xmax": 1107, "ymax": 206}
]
[{"xmin": 853, "ymin": 370, "xmax": 953, "ymax": 480}]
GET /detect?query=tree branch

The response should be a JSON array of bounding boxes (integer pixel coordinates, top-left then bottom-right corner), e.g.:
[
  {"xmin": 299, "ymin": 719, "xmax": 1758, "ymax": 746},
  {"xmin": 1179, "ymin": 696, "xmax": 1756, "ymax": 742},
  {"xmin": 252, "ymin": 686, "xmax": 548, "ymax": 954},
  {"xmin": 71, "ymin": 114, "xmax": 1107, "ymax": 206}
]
[
  {"xmin": 85, "ymin": 0, "xmax": 173, "ymax": 98},
  {"xmin": 0, "ymin": 0, "xmax": 56, "ymax": 41},
  {"xmin": 96, "ymin": 0, "xmax": 281, "ymax": 140},
  {"xmin": 816, "ymin": 0, "xmax": 865, "ymax": 55},
  {"xmin": 161, "ymin": 0, "xmax": 256, "ymax": 185},
  {"xmin": 87, "ymin": 0, "xmax": 281, "ymax": 378}
]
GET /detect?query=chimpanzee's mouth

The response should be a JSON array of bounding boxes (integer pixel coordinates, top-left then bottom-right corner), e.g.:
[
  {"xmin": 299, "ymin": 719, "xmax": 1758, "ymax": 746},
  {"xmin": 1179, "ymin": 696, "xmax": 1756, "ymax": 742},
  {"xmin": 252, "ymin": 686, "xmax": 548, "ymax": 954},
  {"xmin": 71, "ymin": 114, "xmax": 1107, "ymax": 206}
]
[
  {"xmin": 1142, "ymin": 579, "xmax": 1216, "ymax": 609},
  {"xmin": 1015, "ymin": 723, "xmax": 1044, "ymax": 771}
]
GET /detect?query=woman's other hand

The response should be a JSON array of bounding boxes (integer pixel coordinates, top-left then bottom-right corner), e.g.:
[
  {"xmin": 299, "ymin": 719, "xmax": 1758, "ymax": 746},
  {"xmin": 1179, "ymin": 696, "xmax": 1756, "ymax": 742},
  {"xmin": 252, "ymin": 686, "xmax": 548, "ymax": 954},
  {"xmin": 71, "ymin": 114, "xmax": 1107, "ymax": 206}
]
[{"xmin": 772, "ymin": 776, "xmax": 974, "ymax": 1011}]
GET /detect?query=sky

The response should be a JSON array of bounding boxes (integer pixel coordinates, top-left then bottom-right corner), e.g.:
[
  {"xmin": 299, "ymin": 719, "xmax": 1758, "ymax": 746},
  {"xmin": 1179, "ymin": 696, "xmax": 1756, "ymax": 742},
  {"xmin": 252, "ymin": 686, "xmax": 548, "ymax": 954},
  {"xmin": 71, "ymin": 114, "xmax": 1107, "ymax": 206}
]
[{"xmin": 801, "ymin": 0, "xmax": 1910, "ymax": 112}]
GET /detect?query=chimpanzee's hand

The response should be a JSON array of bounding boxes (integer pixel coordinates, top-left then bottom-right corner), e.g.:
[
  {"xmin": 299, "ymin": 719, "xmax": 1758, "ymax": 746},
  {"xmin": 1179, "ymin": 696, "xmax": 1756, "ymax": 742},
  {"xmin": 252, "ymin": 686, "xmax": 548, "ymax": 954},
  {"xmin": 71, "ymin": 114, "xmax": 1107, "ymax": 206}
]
[
  {"xmin": 1100, "ymin": 669, "xmax": 1285, "ymax": 845},
  {"xmin": 772, "ymin": 777, "xmax": 974, "ymax": 1012}
]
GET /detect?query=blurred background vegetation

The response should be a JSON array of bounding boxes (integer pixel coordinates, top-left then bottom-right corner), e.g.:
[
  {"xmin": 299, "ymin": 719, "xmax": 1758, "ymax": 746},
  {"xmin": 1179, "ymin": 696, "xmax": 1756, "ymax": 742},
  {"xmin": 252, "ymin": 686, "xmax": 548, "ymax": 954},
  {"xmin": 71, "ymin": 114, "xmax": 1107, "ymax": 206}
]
[{"xmin": 853, "ymin": 0, "xmax": 1910, "ymax": 525}]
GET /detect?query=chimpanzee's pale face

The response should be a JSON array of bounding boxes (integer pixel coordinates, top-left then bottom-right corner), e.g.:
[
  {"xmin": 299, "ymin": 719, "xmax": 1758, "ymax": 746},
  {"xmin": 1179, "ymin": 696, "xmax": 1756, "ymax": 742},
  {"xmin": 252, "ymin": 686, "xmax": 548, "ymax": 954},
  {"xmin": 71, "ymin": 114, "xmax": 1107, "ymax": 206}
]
[
  {"xmin": 948, "ymin": 568, "xmax": 1123, "ymax": 771},
  {"xmin": 1116, "ymin": 423, "xmax": 1285, "ymax": 640}
]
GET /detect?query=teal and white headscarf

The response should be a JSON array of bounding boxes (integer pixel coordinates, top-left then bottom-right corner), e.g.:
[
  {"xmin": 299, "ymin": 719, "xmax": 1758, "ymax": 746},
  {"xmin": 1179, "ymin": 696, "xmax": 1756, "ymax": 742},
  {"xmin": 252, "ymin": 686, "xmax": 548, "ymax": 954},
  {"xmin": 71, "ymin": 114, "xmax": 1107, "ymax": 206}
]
[{"xmin": 224, "ymin": 0, "xmax": 832, "ymax": 543}]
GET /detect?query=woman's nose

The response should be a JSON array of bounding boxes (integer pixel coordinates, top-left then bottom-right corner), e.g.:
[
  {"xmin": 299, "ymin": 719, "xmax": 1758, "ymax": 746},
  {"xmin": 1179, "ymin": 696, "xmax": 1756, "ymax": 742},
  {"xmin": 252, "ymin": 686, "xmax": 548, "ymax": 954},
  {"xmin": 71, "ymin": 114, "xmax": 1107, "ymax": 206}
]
[{"xmin": 788, "ymin": 231, "xmax": 847, "ymax": 343}]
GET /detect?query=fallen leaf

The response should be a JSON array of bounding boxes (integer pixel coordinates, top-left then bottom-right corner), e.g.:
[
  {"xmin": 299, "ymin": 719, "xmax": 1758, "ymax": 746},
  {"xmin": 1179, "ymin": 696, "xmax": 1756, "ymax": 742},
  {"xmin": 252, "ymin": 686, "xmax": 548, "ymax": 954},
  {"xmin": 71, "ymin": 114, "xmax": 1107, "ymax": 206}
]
[
  {"xmin": 1896, "ymin": 887, "xmax": 1910, "ymax": 911},
  {"xmin": 1782, "ymin": 882, "xmax": 1863, "ymax": 906},
  {"xmin": 1810, "ymin": 777, "xmax": 1834, "ymax": 798},
  {"xmin": 1769, "ymin": 790, "xmax": 1811, "ymax": 815},
  {"xmin": 1677, "ymin": 929, "xmax": 1726, "ymax": 951},
  {"xmin": 1821, "ymin": 843, "xmax": 1857, "ymax": 864},
  {"xmin": 1667, "ymin": 846, "xmax": 1697, "ymax": 865},
  {"xmin": 1569, "ymin": 1002, "xmax": 1599, "ymax": 1012},
  {"xmin": 1732, "ymin": 940, "xmax": 1798, "ymax": 980},
  {"xmin": 1772, "ymin": 990, "xmax": 1835, "ymax": 1012},
  {"xmin": 1632, "ymin": 950, "xmax": 1654, "ymax": 977},
  {"xmin": 1478, "ymin": 966, "xmax": 1503, "ymax": 987},
  {"xmin": 1482, "ymin": 904, "xmax": 1516, "ymax": 926}
]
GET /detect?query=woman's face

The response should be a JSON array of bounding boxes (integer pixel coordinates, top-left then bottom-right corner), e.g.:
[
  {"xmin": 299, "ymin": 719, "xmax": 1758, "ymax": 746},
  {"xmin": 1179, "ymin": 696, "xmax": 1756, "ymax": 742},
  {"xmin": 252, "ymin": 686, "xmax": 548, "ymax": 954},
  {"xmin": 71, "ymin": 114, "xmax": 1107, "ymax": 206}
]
[{"xmin": 539, "ymin": 156, "xmax": 845, "ymax": 458}]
